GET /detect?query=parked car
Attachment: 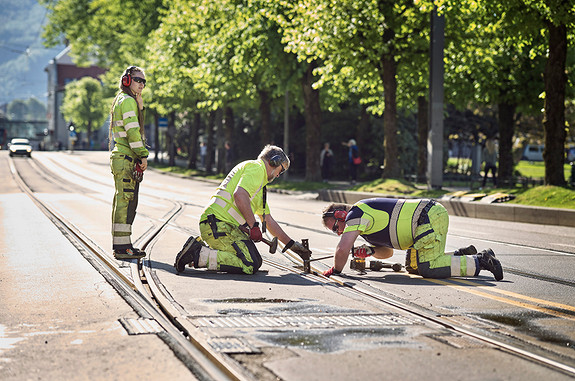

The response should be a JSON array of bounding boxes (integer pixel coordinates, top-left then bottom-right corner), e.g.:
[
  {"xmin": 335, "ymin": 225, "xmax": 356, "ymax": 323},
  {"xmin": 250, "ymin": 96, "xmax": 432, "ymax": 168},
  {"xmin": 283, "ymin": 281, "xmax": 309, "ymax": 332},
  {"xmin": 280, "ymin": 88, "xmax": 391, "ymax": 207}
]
[
  {"xmin": 8, "ymin": 138, "xmax": 33, "ymax": 158},
  {"xmin": 521, "ymin": 144, "xmax": 544, "ymax": 161}
]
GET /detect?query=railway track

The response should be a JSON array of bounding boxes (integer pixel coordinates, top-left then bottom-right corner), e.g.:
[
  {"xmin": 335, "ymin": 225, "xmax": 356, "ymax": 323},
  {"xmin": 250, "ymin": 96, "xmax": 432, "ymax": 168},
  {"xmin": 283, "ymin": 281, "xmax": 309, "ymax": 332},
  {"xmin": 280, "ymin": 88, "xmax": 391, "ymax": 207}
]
[{"xmin": 9, "ymin": 154, "xmax": 575, "ymax": 380}]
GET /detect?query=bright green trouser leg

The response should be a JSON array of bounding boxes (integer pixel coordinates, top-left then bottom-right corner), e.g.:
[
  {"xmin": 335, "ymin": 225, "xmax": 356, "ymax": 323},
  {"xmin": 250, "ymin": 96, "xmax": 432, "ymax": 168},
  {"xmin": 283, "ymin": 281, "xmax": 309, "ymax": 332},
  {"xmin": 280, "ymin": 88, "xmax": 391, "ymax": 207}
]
[
  {"xmin": 199, "ymin": 220, "xmax": 262, "ymax": 274},
  {"xmin": 111, "ymin": 154, "xmax": 138, "ymax": 251}
]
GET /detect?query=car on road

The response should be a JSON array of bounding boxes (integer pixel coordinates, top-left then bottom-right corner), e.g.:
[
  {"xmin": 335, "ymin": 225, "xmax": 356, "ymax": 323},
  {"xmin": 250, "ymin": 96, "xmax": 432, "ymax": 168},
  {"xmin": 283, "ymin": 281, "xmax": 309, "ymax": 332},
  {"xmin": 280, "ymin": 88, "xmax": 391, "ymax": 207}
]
[{"xmin": 8, "ymin": 138, "xmax": 33, "ymax": 158}]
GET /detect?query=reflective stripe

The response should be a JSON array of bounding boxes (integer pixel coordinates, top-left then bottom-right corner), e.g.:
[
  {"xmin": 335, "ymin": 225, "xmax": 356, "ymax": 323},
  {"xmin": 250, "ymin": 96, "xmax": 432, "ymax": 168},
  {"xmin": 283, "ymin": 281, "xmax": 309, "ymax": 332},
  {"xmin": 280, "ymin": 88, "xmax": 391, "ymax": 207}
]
[
  {"xmin": 123, "ymin": 110, "xmax": 137, "ymax": 119},
  {"xmin": 389, "ymin": 200, "xmax": 420, "ymax": 250},
  {"xmin": 198, "ymin": 246, "xmax": 218, "ymax": 270},
  {"xmin": 113, "ymin": 223, "xmax": 132, "ymax": 233},
  {"xmin": 130, "ymin": 141, "xmax": 144, "ymax": 148},
  {"xmin": 451, "ymin": 255, "xmax": 461, "ymax": 276},
  {"xmin": 125, "ymin": 121, "xmax": 140, "ymax": 130},
  {"xmin": 208, "ymin": 248, "xmax": 218, "ymax": 270},
  {"xmin": 214, "ymin": 189, "xmax": 231, "ymax": 200},
  {"xmin": 397, "ymin": 200, "xmax": 419, "ymax": 249},
  {"xmin": 113, "ymin": 131, "xmax": 127, "ymax": 138},
  {"xmin": 389, "ymin": 200, "xmax": 403, "ymax": 249},
  {"xmin": 211, "ymin": 197, "xmax": 246, "ymax": 225},
  {"xmin": 412, "ymin": 201, "xmax": 427, "ymax": 238},
  {"xmin": 113, "ymin": 236, "xmax": 132, "ymax": 245},
  {"xmin": 114, "ymin": 120, "xmax": 124, "ymax": 127}
]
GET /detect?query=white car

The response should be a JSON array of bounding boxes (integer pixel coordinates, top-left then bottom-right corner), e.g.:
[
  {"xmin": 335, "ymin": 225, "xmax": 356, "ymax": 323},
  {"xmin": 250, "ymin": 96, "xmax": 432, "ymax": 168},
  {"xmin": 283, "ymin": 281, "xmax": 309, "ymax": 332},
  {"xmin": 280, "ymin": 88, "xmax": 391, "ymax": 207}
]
[{"xmin": 9, "ymin": 138, "xmax": 33, "ymax": 158}]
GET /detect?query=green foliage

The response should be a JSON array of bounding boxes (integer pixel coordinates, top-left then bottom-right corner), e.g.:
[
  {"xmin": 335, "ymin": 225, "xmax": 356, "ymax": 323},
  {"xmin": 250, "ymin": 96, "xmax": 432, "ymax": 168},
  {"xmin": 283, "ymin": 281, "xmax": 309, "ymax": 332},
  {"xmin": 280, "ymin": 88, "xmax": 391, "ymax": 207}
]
[
  {"xmin": 6, "ymin": 98, "xmax": 46, "ymax": 121},
  {"xmin": 60, "ymin": 77, "xmax": 108, "ymax": 143}
]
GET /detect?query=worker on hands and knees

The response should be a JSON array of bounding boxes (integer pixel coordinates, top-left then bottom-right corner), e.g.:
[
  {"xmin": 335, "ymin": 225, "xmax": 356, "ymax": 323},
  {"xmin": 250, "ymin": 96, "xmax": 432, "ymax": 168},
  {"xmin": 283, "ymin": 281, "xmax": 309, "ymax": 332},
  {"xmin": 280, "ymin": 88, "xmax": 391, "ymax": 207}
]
[{"xmin": 321, "ymin": 198, "xmax": 503, "ymax": 281}]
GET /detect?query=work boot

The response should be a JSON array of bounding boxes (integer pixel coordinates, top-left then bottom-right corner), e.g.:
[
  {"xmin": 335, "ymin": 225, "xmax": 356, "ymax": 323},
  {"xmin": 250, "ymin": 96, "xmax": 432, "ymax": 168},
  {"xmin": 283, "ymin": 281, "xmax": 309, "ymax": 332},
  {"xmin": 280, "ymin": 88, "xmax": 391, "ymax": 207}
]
[
  {"xmin": 454, "ymin": 245, "xmax": 477, "ymax": 256},
  {"xmin": 476, "ymin": 248, "xmax": 503, "ymax": 281},
  {"xmin": 405, "ymin": 250, "xmax": 419, "ymax": 275},
  {"xmin": 114, "ymin": 247, "xmax": 146, "ymax": 260},
  {"xmin": 174, "ymin": 236, "xmax": 203, "ymax": 274}
]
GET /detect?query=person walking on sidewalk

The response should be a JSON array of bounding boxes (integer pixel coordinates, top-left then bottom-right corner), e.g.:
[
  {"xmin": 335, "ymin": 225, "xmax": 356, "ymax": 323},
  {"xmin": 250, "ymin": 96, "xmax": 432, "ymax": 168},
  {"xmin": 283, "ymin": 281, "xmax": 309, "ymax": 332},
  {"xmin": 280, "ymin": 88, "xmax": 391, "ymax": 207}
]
[
  {"xmin": 321, "ymin": 198, "xmax": 503, "ymax": 281},
  {"xmin": 109, "ymin": 66, "xmax": 149, "ymax": 259},
  {"xmin": 174, "ymin": 145, "xmax": 311, "ymax": 275},
  {"xmin": 482, "ymin": 138, "xmax": 498, "ymax": 188},
  {"xmin": 320, "ymin": 142, "xmax": 334, "ymax": 182},
  {"xmin": 342, "ymin": 139, "xmax": 360, "ymax": 184}
]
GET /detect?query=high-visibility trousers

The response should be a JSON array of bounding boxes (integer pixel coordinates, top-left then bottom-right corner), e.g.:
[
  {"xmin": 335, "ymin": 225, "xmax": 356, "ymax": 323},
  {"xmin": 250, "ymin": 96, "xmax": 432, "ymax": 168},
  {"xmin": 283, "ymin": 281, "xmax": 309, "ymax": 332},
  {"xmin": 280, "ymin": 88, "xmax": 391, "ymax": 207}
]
[
  {"xmin": 199, "ymin": 217, "xmax": 262, "ymax": 274},
  {"xmin": 411, "ymin": 203, "xmax": 475, "ymax": 278},
  {"xmin": 110, "ymin": 153, "xmax": 139, "ymax": 251}
]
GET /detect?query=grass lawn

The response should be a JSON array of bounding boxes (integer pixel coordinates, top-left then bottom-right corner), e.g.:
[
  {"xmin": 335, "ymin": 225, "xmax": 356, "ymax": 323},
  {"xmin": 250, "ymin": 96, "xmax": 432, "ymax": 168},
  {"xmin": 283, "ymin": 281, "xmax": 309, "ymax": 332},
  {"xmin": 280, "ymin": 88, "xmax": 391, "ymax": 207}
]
[{"xmin": 150, "ymin": 161, "xmax": 575, "ymax": 210}]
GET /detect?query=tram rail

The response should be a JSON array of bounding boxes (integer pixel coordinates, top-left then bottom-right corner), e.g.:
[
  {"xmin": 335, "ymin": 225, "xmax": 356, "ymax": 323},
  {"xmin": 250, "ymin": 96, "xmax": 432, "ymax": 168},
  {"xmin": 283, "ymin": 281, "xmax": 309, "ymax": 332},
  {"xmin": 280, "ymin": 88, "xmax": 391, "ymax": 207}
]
[{"xmin": 8, "ymin": 153, "xmax": 575, "ymax": 379}]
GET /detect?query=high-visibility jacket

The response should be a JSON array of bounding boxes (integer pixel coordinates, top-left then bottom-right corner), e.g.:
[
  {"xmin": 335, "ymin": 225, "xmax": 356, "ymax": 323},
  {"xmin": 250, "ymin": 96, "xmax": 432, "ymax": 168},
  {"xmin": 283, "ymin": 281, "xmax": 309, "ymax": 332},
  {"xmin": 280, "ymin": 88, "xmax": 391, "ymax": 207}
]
[
  {"xmin": 111, "ymin": 93, "xmax": 149, "ymax": 159},
  {"xmin": 343, "ymin": 198, "xmax": 433, "ymax": 250},
  {"xmin": 202, "ymin": 159, "xmax": 270, "ymax": 226}
]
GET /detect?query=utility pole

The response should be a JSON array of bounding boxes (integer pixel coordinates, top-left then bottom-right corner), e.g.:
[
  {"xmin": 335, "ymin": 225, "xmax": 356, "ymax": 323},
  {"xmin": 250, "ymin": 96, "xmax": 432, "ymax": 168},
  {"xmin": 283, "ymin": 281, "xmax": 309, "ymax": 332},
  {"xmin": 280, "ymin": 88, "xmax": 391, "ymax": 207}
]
[{"xmin": 428, "ymin": 7, "xmax": 445, "ymax": 189}]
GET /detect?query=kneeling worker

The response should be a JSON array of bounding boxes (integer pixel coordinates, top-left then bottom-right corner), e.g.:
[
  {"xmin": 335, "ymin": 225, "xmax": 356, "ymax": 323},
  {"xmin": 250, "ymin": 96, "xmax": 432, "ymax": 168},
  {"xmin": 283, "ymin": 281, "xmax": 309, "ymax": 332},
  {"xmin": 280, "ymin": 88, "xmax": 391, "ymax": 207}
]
[
  {"xmin": 175, "ymin": 145, "xmax": 311, "ymax": 274},
  {"xmin": 321, "ymin": 198, "xmax": 503, "ymax": 281}
]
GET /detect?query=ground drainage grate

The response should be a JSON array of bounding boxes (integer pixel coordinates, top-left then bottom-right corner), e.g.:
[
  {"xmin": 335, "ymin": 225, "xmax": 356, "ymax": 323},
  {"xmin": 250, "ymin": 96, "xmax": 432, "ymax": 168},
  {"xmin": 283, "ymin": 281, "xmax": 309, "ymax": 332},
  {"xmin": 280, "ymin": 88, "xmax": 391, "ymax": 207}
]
[{"xmin": 195, "ymin": 313, "xmax": 421, "ymax": 329}]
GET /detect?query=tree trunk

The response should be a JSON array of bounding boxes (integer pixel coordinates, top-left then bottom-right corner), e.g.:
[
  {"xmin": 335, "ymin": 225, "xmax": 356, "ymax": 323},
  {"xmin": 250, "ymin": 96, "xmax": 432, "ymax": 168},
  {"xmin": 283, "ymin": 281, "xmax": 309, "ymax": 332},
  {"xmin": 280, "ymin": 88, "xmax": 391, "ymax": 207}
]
[
  {"xmin": 187, "ymin": 112, "xmax": 200, "ymax": 169},
  {"xmin": 498, "ymin": 102, "xmax": 515, "ymax": 186},
  {"xmin": 380, "ymin": 55, "xmax": 401, "ymax": 178},
  {"xmin": 259, "ymin": 90, "xmax": 272, "ymax": 146},
  {"xmin": 206, "ymin": 111, "xmax": 215, "ymax": 175},
  {"xmin": 543, "ymin": 22, "xmax": 567, "ymax": 186},
  {"xmin": 301, "ymin": 61, "xmax": 322, "ymax": 182},
  {"xmin": 87, "ymin": 120, "xmax": 92, "ymax": 150},
  {"xmin": 215, "ymin": 108, "xmax": 225, "ymax": 174},
  {"xmin": 153, "ymin": 112, "xmax": 159, "ymax": 164},
  {"xmin": 357, "ymin": 106, "xmax": 370, "ymax": 174},
  {"xmin": 417, "ymin": 96, "xmax": 428, "ymax": 183},
  {"xmin": 225, "ymin": 106, "xmax": 234, "ymax": 144},
  {"xmin": 168, "ymin": 111, "xmax": 176, "ymax": 167}
]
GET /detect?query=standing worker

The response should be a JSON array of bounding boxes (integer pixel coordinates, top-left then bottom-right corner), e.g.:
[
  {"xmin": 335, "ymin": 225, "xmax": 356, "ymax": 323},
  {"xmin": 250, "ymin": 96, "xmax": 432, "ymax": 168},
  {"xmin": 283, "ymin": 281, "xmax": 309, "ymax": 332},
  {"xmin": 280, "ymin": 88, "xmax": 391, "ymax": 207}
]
[
  {"xmin": 109, "ymin": 66, "xmax": 149, "ymax": 259},
  {"xmin": 174, "ymin": 145, "xmax": 311, "ymax": 274},
  {"xmin": 321, "ymin": 198, "xmax": 503, "ymax": 281}
]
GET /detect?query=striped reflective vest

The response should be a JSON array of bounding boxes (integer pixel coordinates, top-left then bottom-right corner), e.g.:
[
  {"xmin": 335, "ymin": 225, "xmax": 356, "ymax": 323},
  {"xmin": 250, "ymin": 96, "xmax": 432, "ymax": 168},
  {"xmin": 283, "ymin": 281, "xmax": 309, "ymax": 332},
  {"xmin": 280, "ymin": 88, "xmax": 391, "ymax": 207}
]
[
  {"xmin": 111, "ymin": 93, "xmax": 149, "ymax": 159},
  {"xmin": 343, "ymin": 198, "xmax": 432, "ymax": 250}
]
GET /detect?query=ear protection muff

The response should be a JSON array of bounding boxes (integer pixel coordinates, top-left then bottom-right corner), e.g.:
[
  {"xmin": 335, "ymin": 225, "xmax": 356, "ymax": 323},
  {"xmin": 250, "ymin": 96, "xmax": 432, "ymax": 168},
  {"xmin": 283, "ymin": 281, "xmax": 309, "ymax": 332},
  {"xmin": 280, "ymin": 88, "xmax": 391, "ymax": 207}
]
[
  {"xmin": 323, "ymin": 210, "xmax": 347, "ymax": 221},
  {"xmin": 121, "ymin": 66, "xmax": 137, "ymax": 87},
  {"xmin": 269, "ymin": 152, "xmax": 287, "ymax": 167},
  {"xmin": 122, "ymin": 74, "xmax": 132, "ymax": 87}
]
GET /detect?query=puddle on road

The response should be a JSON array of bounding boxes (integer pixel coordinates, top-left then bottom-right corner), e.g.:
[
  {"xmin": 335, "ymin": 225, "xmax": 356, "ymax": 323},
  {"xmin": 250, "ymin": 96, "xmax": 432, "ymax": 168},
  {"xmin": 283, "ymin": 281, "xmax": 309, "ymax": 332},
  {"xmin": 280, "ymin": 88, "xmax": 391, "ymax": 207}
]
[
  {"xmin": 256, "ymin": 327, "xmax": 414, "ymax": 353},
  {"xmin": 477, "ymin": 312, "xmax": 574, "ymax": 350}
]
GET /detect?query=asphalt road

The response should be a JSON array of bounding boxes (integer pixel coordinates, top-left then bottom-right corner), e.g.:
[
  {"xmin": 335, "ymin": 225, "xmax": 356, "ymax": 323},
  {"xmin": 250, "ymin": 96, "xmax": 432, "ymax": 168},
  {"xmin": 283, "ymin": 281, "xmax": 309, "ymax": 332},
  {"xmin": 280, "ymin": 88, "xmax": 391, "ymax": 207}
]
[{"xmin": 1, "ymin": 150, "xmax": 574, "ymax": 380}]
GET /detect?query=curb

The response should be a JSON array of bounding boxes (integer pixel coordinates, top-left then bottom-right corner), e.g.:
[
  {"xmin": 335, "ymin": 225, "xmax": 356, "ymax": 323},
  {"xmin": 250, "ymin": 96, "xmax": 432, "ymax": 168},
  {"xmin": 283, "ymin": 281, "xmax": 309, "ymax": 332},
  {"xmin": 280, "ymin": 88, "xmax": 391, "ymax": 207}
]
[{"xmin": 317, "ymin": 189, "xmax": 575, "ymax": 228}]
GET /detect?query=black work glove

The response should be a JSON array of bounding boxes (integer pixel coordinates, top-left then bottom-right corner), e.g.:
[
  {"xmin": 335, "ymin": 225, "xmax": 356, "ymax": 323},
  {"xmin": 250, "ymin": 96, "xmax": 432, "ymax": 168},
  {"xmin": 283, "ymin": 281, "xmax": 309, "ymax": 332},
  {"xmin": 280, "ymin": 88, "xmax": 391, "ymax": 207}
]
[{"xmin": 282, "ymin": 239, "xmax": 312, "ymax": 260}]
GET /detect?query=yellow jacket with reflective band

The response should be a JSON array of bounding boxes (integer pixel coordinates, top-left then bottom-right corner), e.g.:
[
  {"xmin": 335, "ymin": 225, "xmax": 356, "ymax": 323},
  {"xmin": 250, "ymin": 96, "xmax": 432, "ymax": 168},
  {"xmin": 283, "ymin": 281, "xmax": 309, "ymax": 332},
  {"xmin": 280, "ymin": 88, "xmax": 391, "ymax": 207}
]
[
  {"xmin": 111, "ymin": 93, "xmax": 149, "ymax": 159},
  {"xmin": 343, "ymin": 198, "xmax": 430, "ymax": 250},
  {"xmin": 201, "ymin": 159, "xmax": 270, "ymax": 226}
]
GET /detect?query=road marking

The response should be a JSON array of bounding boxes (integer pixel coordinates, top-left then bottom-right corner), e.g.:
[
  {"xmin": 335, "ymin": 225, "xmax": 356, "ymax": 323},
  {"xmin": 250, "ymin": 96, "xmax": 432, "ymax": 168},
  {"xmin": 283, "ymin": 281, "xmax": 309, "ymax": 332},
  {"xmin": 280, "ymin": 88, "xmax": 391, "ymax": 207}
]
[{"xmin": 421, "ymin": 277, "xmax": 575, "ymax": 321}]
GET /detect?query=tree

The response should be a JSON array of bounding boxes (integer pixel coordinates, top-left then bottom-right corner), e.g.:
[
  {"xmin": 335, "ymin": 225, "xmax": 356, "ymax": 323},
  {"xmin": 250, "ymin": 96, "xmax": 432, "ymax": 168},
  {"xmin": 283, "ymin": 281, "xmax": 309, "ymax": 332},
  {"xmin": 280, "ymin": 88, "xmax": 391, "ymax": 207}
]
[
  {"xmin": 276, "ymin": 0, "xmax": 432, "ymax": 179},
  {"xmin": 488, "ymin": 0, "xmax": 575, "ymax": 186},
  {"xmin": 60, "ymin": 77, "xmax": 107, "ymax": 149}
]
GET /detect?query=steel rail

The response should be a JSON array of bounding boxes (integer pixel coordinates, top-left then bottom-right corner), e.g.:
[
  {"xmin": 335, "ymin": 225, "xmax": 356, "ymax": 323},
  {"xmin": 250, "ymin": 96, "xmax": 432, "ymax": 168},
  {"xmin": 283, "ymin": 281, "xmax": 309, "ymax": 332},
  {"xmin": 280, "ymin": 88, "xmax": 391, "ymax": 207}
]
[
  {"xmin": 270, "ymin": 246, "xmax": 575, "ymax": 378},
  {"xmin": 8, "ymin": 157, "xmax": 246, "ymax": 381}
]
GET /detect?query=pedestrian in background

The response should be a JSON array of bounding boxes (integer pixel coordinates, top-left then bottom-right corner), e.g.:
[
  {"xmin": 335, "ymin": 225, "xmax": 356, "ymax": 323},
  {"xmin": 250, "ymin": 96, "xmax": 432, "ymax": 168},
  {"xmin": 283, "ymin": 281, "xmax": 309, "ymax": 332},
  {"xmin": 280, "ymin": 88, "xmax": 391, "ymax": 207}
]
[
  {"xmin": 200, "ymin": 142, "xmax": 207, "ymax": 170},
  {"xmin": 109, "ymin": 66, "xmax": 149, "ymax": 259},
  {"xmin": 224, "ymin": 141, "xmax": 235, "ymax": 174},
  {"xmin": 482, "ymin": 138, "xmax": 498, "ymax": 188},
  {"xmin": 342, "ymin": 139, "xmax": 360, "ymax": 184},
  {"xmin": 320, "ymin": 142, "xmax": 333, "ymax": 183}
]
